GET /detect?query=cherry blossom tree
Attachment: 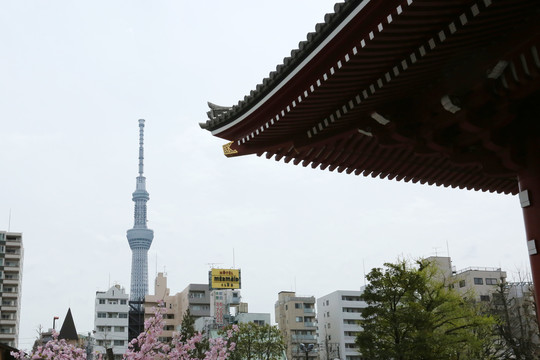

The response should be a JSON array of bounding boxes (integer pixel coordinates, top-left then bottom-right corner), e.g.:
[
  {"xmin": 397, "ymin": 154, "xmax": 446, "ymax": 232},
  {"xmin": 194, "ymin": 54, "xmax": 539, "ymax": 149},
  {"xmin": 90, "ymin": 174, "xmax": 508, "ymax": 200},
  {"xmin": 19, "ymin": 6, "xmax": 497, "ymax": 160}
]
[{"xmin": 13, "ymin": 304, "xmax": 236, "ymax": 360}]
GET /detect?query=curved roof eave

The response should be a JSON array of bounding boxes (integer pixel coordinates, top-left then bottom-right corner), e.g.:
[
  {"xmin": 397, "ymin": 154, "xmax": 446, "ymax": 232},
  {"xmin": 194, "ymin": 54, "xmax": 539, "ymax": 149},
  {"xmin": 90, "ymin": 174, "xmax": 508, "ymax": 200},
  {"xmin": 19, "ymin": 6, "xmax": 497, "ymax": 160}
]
[{"xmin": 201, "ymin": 0, "xmax": 370, "ymax": 136}]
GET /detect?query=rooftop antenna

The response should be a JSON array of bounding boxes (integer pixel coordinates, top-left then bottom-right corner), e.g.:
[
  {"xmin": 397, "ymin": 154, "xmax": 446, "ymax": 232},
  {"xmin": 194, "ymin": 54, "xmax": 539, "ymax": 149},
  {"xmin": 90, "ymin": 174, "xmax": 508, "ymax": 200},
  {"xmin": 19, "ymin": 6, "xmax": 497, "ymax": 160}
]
[
  {"xmin": 433, "ymin": 247, "xmax": 439, "ymax": 257},
  {"xmin": 446, "ymin": 240, "xmax": 451, "ymax": 258},
  {"xmin": 363, "ymin": 259, "xmax": 367, "ymax": 288}
]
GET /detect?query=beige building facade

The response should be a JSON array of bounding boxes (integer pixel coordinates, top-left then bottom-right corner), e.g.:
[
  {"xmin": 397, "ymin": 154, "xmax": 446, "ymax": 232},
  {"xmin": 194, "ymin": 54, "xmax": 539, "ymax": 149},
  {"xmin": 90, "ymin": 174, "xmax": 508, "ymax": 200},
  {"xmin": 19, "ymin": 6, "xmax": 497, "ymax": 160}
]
[
  {"xmin": 144, "ymin": 273, "xmax": 210, "ymax": 342},
  {"xmin": 275, "ymin": 291, "xmax": 317, "ymax": 360},
  {"xmin": 0, "ymin": 231, "xmax": 23, "ymax": 348},
  {"xmin": 427, "ymin": 256, "xmax": 507, "ymax": 302}
]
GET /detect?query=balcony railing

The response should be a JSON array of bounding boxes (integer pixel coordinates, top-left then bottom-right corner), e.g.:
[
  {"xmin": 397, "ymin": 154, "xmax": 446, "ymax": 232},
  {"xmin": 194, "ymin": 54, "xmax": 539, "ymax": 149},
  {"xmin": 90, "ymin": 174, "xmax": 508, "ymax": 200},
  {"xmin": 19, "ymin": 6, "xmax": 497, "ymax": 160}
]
[
  {"xmin": 303, "ymin": 322, "xmax": 316, "ymax": 327},
  {"xmin": 304, "ymin": 308, "xmax": 315, "ymax": 313},
  {"xmin": 291, "ymin": 334, "xmax": 317, "ymax": 341}
]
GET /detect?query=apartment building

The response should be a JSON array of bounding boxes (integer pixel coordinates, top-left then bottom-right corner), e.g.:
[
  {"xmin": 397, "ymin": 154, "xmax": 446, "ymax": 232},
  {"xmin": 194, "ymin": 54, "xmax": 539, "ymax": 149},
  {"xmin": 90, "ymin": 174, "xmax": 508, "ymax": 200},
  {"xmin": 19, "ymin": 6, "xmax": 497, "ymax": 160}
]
[
  {"xmin": 94, "ymin": 285, "xmax": 129, "ymax": 359},
  {"xmin": 0, "ymin": 231, "xmax": 23, "ymax": 348},
  {"xmin": 427, "ymin": 256, "xmax": 507, "ymax": 302},
  {"xmin": 144, "ymin": 273, "xmax": 210, "ymax": 342},
  {"xmin": 275, "ymin": 291, "xmax": 317, "ymax": 360},
  {"xmin": 317, "ymin": 290, "xmax": 366, "ymax": 360}
]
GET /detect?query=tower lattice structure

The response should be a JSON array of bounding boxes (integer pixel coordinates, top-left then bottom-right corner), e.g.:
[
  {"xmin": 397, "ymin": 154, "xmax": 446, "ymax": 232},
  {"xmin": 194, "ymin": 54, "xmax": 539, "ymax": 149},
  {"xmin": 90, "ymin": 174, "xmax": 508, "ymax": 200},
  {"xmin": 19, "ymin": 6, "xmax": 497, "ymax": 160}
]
[{"xmin": 127, "ymin": 119, "xmax": 154, "ymax": 302}]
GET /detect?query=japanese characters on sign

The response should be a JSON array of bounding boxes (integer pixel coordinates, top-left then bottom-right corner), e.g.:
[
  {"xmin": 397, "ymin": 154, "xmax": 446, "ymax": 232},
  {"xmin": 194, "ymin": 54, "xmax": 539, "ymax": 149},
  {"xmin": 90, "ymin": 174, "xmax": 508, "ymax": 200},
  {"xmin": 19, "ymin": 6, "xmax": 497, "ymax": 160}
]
[{"xmin": 209, "ymin": 269, "xmax": 241, "ymax": 289}]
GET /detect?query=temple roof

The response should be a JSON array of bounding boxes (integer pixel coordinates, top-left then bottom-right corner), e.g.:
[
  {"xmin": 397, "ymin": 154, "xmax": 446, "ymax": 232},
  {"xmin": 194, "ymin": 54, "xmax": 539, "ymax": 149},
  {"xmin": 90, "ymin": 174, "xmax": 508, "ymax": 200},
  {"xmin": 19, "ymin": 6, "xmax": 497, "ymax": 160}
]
[{"xmin": 201, "ymin": 0, "xmax": 540, "ymax": 194}]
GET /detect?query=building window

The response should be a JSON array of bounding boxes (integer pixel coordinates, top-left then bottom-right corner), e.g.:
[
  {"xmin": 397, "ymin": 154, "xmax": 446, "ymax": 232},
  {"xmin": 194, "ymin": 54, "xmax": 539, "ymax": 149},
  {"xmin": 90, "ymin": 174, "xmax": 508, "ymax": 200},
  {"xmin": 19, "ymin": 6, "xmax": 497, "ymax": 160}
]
[
  {"xmin": 326, "ymin": 311, "xmax": 330, "ymax": 317},
  {"xmin": 114, "ymin": 326, "xmax": 125, "ymax": 332},
  {"xmin": 326, "ymin": 300, "xmax": 329, "ymax": 306},
  {"xmin": 164, "ymin": 325, "xmax": 175, "ymax": 331},
  {"xmin": 114, "ymin": 340, "xmax": 124, "ymax": 346},
  {"xmin": 99, "ymin": 299, "xmax": 105, "ymax": 304},
  {"xmin": 120, "ymin": 299, "xmax": 127, "ymax": 305},
  {"xmin": 295, "ymin": 303, "xmax": 301, "ymax": 309},
  {"xmin": 486, "ymin": 278, "xmax": 498, "ymax": 285},
  {"xmin": 119, "ymin": 313, "xmax": 128, "ymax": 318},
  {"xmin": 189, "ymin": 291, "xmax": 205, "ymax": 299},
  {"xmin": 97, "ymin": 313, "xmax": 106, "ymax": 318},
  {"xmin": 327, "ymin": 323, "xmax": 331, "ymax": 329},
  {"xmin": 459, "ymin": 280, "xmax": 466, "ymax": 288},
  {"xmin": 296, "ymin": 317, "xmax": 303, "ymax": 322},
  {"xmin": 254, "ymin": 320, "xmax": 265, "ymax": 326},
  {"xmin": 165, "ymin": 314, "xmax": 175, "ymax": 319},
  {"xmin": 474, "ymin": 278, "xmax": 484, "ymax": 285},
  {"xmin": 480, "ymin": 295, "xmax": 490, "ymax": 302}
]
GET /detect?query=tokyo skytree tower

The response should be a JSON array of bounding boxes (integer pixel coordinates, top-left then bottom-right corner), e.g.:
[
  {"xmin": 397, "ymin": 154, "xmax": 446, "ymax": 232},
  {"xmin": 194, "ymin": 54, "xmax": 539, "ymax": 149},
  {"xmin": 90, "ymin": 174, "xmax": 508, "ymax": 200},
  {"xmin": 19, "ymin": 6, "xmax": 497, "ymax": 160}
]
[{"xmin": 126, "ymin": 119, "xmax": 154, "ymax": 301}]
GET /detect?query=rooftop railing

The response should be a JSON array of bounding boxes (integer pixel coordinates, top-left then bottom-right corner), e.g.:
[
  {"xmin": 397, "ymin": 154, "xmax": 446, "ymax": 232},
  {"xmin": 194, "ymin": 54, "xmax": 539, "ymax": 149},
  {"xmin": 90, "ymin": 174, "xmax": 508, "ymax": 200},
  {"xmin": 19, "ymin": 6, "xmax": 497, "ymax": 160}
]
[{"xmin": 455, "ymin": 266, "xmax": 503, "ymax": 275}]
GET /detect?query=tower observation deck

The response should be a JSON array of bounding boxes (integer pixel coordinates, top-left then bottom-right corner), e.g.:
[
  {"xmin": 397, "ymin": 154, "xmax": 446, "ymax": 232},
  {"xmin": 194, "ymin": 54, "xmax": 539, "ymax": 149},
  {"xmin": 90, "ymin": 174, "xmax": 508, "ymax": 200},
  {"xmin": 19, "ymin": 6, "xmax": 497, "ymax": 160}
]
[{"xmin": 127, "ymin": 119, "xmax": 154, "ymax": 302}]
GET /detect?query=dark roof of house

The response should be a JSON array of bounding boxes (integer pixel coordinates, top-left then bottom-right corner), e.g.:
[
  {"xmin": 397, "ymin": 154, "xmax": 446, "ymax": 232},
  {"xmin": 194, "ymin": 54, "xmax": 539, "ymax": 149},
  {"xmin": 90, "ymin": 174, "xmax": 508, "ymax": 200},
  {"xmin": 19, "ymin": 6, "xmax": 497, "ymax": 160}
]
[
  {"xmin": 201, "ymin": 0, "xmax": 540, "ymax": 195},
  {"xmin": 59, "ymin": 308, "xmax": 79, "ymax": 341},
  {"xmin": 0, "ymin": 342, "xmax": 19, "ymax": 360}
]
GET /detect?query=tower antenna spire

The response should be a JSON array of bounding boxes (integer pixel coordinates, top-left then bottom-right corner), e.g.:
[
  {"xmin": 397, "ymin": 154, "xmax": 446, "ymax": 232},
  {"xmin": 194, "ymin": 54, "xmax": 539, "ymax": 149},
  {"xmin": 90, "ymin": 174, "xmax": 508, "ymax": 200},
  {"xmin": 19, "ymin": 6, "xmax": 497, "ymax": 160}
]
[{"xmin": 138, "ymin": 118, "xmax": 145, "ymax": 176}]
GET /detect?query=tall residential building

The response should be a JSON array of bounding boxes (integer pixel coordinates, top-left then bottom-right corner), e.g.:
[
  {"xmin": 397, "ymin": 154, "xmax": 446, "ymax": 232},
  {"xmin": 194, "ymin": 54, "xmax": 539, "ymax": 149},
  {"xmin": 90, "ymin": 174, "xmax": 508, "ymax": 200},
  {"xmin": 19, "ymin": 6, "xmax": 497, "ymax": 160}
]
[
  {"xmin": 427, "ymin": 256, "xmax": 507, "ymax": 302},
  {"xmin": 275, "ymin": 291, "xmax": 317, "ymax": 360},
  {"xmin": 144, "ymin": 273, "xmax": 211, "ymax": 342},
  {"xmin": 317, "ymin": 291, "xmax": 366, "ymax": 360},
  {"xmin": 94, "ymin": 285, "xmax": 129, "ymax": 359},
  {"xmin": 0, "ymin": 231, "xmax": 23, "ymax": 348},
  {"xmin": 127, "ymin": 119, "xmax": 154, "ymax": 302}
]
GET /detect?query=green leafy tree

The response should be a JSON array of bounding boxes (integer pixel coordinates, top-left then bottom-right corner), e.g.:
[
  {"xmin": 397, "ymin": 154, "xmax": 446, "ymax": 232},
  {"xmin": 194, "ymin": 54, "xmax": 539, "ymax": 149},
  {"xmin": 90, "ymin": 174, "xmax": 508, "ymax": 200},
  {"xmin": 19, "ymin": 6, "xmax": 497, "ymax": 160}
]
[
  {"xmin": 179, "ymin": 308, "xmax": 209, "ymax": 358},
  {"xmin": 356, "ymin": 259, "xmax": 497, "ymax": 360},
  {"xmin": 221, "ymin": 322, "xmax": 284, "ymax": 360}
]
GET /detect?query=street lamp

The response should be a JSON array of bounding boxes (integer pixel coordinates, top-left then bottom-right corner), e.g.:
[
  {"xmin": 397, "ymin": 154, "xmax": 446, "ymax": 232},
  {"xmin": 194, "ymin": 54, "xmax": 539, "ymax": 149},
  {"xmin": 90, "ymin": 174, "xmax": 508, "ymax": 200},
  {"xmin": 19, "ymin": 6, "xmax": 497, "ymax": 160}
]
[{"xmin": 299, "ymin": 343, "xmax": 314, "ymax": 360}]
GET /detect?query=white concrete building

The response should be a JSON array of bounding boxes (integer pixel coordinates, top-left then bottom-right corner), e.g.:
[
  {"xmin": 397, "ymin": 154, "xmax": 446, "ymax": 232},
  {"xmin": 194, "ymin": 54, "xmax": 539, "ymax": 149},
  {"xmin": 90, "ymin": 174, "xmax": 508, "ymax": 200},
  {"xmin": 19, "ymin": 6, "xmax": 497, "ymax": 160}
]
[
  {"xmin": 94, "ymin": 285, "xmax": 129, "ymax": 359},
  {"xmin": 317, "ymin": 290, "xmax": 366, "ymax": 360},
  {"xmin": 0, "ymin": 231, "xmax": 23, "ymax": 348},
  {"xmin": 427, "ymin": 256, "xmax": 507, "ymax": 302},
  {"xmin": 235, "ymin": 312, "xmax": 270, "ymax": 326}
]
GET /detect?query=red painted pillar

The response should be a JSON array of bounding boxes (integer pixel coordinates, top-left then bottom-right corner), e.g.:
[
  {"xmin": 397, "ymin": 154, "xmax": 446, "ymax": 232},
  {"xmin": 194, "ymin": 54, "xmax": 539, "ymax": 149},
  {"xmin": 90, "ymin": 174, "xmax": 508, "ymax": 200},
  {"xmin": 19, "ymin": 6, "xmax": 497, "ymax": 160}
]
[{"xmin": 518, "ymin": 166, "xmax": 540, "ymax": 324}]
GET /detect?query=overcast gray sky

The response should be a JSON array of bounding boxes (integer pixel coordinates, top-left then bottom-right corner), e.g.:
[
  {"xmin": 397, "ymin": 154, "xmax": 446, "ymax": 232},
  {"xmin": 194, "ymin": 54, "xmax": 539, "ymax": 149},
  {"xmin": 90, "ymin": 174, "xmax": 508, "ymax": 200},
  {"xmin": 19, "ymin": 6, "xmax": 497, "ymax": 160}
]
[{"xmin": 0, "ymin": 0, "xmax": 530, "ymax": 351}]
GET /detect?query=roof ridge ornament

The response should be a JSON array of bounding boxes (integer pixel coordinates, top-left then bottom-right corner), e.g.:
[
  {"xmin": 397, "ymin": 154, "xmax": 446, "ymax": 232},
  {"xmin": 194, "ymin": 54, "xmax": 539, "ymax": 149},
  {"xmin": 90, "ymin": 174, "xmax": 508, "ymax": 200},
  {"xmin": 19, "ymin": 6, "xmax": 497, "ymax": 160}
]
[{"xmin": 204, "ymin": 102, "xmax": 232, "ymax": 123}]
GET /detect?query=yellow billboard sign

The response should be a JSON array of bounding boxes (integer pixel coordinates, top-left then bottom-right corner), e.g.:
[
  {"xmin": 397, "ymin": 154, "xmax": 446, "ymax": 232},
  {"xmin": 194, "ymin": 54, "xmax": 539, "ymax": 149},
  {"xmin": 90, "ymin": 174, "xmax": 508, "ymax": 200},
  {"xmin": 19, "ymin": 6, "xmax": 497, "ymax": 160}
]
[{"xmin": 209, "ymin": 269, "xmax": 241, "ymax": 289}]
